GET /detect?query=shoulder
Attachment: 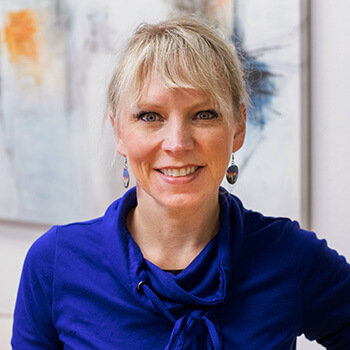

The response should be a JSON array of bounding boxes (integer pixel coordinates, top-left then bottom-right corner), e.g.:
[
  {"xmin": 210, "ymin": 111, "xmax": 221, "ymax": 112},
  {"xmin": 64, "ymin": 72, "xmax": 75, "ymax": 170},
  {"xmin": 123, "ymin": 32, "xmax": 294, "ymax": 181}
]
[
  {"xmin": 220, "ymin": 187, "xmax": 292, "ymax": 231},
  {"xmin": 243, "ymin": 200, "xmax": 346, "ymax": 269},
  {"xmin": 223, "ymin": 189, "xmax": 295, "ymax": 244},
  {"xmin": 26, "ymin": 216, "xmax": 103, "ymax": 261},
  {"xmin": 224, "ymin": 189, "xmax": 347, "ymax": 267},
  {"xmin": 24, "ymin": 226, "xmax": 59, "ymax": 275},
  {"xmin": 24, "ymin": 187, "xmax": 137, "ymax": 271}
]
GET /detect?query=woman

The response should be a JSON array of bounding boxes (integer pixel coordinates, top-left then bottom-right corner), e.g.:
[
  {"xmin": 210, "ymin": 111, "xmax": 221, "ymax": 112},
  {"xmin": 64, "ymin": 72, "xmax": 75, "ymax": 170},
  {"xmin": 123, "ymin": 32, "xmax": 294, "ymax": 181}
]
[{"xmin": 12, "ymin": 15, "xmax": 350, "ymax": 349}]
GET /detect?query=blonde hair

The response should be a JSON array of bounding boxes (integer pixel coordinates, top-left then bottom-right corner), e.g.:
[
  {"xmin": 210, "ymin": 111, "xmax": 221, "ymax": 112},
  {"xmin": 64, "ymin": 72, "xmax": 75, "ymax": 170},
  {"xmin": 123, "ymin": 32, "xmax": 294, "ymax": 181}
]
[{"xmin": 107, "ymin": 15, "xmax": 247, "ymax": 122}]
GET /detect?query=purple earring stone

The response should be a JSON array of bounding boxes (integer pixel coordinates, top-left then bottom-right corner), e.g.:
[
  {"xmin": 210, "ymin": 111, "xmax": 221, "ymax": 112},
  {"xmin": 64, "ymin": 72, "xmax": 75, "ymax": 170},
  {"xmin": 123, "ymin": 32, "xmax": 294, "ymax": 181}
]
[{"xmin": 123, "ymin": 157, "xmax": 130, "ymax": 188}]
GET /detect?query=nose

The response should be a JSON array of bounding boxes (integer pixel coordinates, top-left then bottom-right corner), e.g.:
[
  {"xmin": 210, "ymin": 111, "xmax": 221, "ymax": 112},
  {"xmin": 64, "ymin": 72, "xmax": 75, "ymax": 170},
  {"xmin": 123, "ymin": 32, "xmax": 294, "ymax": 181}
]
[{"xmin": 161, "ymin": 118, "xmax": 195, "ymax": 153}]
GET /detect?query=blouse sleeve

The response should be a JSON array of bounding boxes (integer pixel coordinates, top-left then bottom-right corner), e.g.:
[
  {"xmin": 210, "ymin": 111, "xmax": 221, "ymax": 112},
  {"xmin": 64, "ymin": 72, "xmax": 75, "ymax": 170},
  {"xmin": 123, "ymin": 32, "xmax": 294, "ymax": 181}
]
[
  {"xmin": 289, "ymin": 222, "xmax": 350, "ymax": 348},
  {"xmin": 11, "ymin": 226, "xmax": 62, "ymax": 349}
]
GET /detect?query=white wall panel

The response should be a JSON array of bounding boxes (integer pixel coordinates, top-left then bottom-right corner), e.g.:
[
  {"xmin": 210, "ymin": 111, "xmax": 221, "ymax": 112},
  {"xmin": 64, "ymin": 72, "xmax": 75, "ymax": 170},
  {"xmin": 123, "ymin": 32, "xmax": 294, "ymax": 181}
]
[{"xmin": 310, "ymin": 0, "xmax": 350, "ymax": 260}]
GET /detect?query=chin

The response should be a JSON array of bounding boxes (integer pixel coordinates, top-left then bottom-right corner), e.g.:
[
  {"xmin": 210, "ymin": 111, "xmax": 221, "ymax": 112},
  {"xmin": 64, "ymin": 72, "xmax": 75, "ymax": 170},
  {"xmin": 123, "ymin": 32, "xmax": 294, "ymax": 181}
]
[
  {"xmin": 157, "ymin": 188, "xmax": 219, "ymax": 211},
  {"xmin": 162, "ymin": 196, "xmax": 201, "ymax": 209},
  {"xmin": 136, "ymin": 180, "xmax": 221, "ymax": 211}
]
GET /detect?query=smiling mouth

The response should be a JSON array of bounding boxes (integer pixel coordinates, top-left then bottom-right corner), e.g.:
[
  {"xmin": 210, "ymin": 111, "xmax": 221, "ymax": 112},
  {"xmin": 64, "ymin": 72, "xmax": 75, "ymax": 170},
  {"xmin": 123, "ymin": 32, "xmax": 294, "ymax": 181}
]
[{"xmin": 158, "ymin": 166, "xmax": 199, "ymax": 177}]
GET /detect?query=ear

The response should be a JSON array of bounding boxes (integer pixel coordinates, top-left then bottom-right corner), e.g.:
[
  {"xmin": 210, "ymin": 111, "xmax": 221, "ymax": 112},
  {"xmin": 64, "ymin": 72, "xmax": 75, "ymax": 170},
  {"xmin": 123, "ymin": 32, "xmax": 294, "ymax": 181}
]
[
  {"xmin": 109, "ymin": 111, "xmax": 116, "ymax": 130},
  {"xmin": 232, "ymin": 104, "xmax": 246, "ymax": 153},
  {"xmin": 109, "ymin": 111, "xmax": 127, "ymax": 157}
]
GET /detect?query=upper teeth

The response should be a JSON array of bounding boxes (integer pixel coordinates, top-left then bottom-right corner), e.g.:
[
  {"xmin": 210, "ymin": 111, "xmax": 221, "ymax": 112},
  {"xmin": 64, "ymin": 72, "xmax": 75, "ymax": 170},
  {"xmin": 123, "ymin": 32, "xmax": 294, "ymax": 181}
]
[{"xmin": 160, "ymin": 167, "xmax": 198, "ymax": 177}]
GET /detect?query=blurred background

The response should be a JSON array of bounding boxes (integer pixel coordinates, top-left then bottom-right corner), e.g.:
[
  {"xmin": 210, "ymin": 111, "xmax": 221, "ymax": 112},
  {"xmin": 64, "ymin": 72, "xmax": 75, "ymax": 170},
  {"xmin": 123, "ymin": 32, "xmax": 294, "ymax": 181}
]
[{"xmin": 0, "ymin": 0, "xmax": 349, "ymax": 348}]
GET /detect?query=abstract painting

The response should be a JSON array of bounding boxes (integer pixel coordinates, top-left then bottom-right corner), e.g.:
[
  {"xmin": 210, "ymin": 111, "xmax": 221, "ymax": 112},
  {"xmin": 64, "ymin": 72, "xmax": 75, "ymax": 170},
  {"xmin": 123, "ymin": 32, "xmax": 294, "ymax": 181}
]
[{"xmin": 0, "ymin": 0, "xmax": 304, "ymax": 224}]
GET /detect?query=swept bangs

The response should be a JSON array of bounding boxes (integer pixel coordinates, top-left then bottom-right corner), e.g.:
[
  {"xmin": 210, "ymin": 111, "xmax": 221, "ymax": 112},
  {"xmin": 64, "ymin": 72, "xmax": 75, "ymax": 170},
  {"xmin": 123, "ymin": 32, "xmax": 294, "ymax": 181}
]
[{"xmin": 107, "ymin": 15, "xmax": 247, "ymax": 122}]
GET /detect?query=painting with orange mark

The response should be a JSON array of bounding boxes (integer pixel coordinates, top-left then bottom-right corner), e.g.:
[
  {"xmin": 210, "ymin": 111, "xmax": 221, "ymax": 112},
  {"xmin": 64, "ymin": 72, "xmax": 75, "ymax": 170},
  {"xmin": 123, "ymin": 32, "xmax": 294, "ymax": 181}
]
[
  {"xmin": 4, "ymin": 9, "xmax": 42, "ymax": 84},
  {"xmin": 0, "ymin": 1, "xmax": 303, "ymax": 226}
]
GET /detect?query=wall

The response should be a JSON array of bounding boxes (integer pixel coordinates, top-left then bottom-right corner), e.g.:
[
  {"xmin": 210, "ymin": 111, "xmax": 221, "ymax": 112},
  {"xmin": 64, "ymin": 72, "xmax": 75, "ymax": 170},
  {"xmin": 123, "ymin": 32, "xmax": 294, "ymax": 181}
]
[
  {"xmin": 293, "ymin": 1, "xmax": 350, "ymax": 348},
  {"xmin": 310, "ymin": 0, "xmax": 350, "ymax": 260},
  {"xmin": 1, "ymin": 0, "xmax": 350, "ymax": 348}
]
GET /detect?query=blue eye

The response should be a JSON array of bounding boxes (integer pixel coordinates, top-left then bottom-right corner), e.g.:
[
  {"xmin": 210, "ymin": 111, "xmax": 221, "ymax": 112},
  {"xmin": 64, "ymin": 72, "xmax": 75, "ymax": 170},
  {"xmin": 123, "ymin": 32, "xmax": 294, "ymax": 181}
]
[
  {"xmin": 136, "ymin": 112, "xmax": 160, "ymax": 122},
  {"xmin": 144, "ymin": 113, "xmax": 157, "ymax": 122},
  {"xmin": 196, "ymin": 110, "xmax": 219, "ymax": 120}
]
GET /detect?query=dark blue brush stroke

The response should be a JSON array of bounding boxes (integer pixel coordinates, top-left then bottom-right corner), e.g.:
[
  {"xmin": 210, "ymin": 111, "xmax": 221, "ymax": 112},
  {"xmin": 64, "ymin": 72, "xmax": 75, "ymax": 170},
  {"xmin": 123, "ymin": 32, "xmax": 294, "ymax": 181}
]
[{"xmin": 232, "ymin": 22, "xmax": 277, "ymax": 129}]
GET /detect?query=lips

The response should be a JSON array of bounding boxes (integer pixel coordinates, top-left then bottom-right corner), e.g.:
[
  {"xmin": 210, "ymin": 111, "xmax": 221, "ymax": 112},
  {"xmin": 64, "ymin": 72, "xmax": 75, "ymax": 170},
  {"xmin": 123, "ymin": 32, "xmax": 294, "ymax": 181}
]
[{"xmin": 158, "ymin": 166, "xmax": 199, "ymax": 177}]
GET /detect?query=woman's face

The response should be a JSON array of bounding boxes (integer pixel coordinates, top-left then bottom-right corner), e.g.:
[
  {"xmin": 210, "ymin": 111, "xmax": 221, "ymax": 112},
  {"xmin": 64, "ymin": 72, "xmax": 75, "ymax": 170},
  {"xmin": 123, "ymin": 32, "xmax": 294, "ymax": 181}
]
[{"xmin": 114, "ymin": 74, "xmax": 245, "ymax": 211}]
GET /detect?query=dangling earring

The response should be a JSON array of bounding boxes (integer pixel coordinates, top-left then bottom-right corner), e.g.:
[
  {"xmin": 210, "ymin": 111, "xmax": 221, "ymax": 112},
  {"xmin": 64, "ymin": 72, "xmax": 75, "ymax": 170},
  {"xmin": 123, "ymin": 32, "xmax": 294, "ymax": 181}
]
[
  {"xmin": 226, "ymin": 154, "xmax": 239, "ymax": 185},
  {"xmin": 123, "ymin": 157, "xmax": 130, "ymax": 189}
]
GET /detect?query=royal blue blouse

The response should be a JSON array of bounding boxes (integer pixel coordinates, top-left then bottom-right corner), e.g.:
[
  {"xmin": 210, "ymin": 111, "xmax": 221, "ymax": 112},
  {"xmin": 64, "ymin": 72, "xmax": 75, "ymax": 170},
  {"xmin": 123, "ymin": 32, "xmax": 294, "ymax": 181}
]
[{"xmin": 12, "ymin": 187, "xmax": 350, "ymax": 349}]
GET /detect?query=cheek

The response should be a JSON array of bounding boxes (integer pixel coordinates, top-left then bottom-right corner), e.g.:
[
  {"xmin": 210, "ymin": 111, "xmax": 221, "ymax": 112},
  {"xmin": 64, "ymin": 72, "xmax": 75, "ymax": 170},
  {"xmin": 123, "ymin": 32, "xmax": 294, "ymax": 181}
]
[
  {"xmin": 126, "ymin": 142, "xmax": 146, "ymax": 162},
  {"xmin": 206, "ymin": 128, "xmax": 234, "ymax": 155},
  {"xmin": 123, "ymin": 133, "xmax": 157, "ymax": 173},
  {"xmin": 201, "ymin": 130, "xmax": 234, "ymax": 174}
]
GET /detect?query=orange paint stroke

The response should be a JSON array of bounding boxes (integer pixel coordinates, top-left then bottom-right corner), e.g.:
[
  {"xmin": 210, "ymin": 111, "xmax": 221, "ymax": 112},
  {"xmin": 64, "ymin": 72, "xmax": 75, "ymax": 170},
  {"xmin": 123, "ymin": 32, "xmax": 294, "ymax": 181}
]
[{"xmin": 4, "ymin": 9, "xmax": 42, "ymax": 84}]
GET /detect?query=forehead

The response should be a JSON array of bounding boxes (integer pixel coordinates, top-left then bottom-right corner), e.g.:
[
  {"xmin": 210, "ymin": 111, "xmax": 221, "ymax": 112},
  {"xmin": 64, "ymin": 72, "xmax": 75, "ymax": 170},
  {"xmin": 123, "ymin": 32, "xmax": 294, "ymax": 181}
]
[{"xmin": 137, "ymin": 74, "xmax": 209, "ymax": 108}]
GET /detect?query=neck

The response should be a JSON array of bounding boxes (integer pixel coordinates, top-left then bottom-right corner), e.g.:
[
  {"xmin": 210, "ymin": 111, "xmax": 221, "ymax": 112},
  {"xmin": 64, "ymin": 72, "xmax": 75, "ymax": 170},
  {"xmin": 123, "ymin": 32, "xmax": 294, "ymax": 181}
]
[{"xmin": 127, "ymin": 189, "xmax": 220, "ymax": 270}]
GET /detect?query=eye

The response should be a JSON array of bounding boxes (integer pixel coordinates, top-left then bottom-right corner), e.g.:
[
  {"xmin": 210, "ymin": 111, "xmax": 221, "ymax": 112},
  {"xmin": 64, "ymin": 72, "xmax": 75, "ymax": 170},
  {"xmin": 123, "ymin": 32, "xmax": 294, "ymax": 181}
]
[
  {"xmin": 195, "ymin": 110, "xmax": 219, "ymax": 120},
  {"xmin": 136, "ymin": 112, "xmax": 161, "ymax": 122}
]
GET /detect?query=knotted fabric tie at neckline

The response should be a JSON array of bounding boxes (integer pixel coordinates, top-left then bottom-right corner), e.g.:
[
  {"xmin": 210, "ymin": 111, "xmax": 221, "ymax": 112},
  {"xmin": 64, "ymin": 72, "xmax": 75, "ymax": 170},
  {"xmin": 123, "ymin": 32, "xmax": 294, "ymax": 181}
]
[{"xmin": 141, "ymin": 282, "xmax": 223, "ymax": 350}]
